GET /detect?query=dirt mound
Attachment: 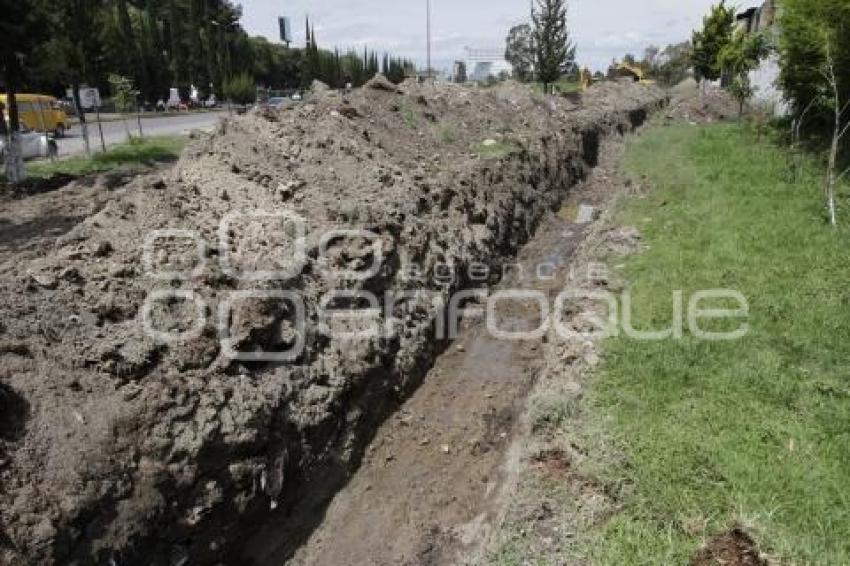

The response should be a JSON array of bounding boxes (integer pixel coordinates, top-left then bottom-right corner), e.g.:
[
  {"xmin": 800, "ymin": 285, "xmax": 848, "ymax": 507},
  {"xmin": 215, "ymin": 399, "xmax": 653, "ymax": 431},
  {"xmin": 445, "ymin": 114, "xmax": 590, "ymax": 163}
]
[
  {"xmin": 309, "ymin": 79, "xmax": 329, "ymax": 93},
  {"xmin": 364, "ymin": 72, "xmax": 404, "ymax": 93},
  {"xmin": 0, "ymin": 80, "xmax": 665, "ymax": 564},
  {"xmin": 665, "ymin": 80, "xmax": 739, "ymax": 123},
  {"xmin": 691, "ymin": 528, "xmax": 767, "ymax": 566}
]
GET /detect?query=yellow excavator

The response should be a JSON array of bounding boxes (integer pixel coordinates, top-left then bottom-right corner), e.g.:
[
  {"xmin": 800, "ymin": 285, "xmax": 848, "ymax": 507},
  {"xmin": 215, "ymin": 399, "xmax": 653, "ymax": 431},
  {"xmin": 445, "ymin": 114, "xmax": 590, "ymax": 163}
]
[
  {"xmin": 578, "ymin": 63, "xmax": 656, "ymax": 93},
  {"xmin": 579, "ymin": 67, "xmax": 593, "ymax": 91},
  {"xmin": 615, "ymin": 63, "xmax": 657, "ymax": 85}
]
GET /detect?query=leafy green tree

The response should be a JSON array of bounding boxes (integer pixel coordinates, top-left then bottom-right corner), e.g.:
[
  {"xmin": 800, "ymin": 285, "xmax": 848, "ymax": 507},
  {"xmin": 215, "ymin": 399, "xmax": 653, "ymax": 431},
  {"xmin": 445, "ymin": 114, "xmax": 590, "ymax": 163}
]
[
  {"xmin": 654, "ymin": 41, "xmax": 692, "ymax": 86},
  {"xmin": 532, "ymin": 0, "xmax": 576, "ymax": 92},
  {"xmin": 108, "ymin": 74, "xmax": 139, "ymax": 113},
  {"xmin": 49, "ymin": 0, "xmax": 108, "ymax": 155},
  {"xmin": 505, "ymin": 23, "xmax": 535, "ymax": 81},
  {"xmin": 115, "ymin": 0, "xmax": 146, "ymax": 94},
  {"xmin": 108, "ymin": 73, "xmax": 140, "ymax": 138},
  {"xmin": 778, "ymin": 0, "xmax": 850, "ymax": 131},
  {"xmin": 691, "ymin": 1, "xmax": 735, "ymax": 83},
  {"xmin": 719, "ymin": 30, "xmax": 770, "ymax": 114},
  {"xmin": 223, "ymin": 73, "xmax": 255, "ymax": 106}
]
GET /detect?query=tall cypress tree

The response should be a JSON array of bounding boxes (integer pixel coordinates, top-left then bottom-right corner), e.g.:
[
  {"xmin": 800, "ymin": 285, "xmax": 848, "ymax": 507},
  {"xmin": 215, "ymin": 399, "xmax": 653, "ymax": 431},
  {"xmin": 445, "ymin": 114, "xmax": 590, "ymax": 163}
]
[{"xmin": 532, "ymin": 0, "xmax": 576, "ymax": 91}]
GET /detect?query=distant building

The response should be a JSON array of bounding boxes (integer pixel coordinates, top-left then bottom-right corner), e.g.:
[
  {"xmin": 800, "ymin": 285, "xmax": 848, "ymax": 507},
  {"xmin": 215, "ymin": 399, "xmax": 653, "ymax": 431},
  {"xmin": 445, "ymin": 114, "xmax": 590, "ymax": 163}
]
[
  {"xmin": 462, "ymin": 47, "xmax": 513, "ymax": 83},
  {"xmin": 735, "ymin": 0, "xmax": 778, "ymax": 33},
  {"xmin": 452, "ymin": 61, "xmax": 468, "ymax": 84},
  {"xmin": 736, "ymin": 0, "xmax": 788, "ymax": 115}
]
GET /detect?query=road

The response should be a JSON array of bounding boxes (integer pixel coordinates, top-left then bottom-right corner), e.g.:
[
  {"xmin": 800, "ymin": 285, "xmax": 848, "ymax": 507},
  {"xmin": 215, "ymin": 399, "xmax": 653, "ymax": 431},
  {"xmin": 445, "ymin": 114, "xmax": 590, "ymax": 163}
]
[{"xmin": 57, "ymin": 111, "xmax": 225, "ymax": 157}]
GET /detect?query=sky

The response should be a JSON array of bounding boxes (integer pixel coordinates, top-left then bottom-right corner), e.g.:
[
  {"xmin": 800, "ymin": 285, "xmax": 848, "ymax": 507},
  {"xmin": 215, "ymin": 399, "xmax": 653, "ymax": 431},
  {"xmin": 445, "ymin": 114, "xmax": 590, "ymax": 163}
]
[{"xmin": 239, "ymin": 0, "xmax": 722, "ymax": 73}]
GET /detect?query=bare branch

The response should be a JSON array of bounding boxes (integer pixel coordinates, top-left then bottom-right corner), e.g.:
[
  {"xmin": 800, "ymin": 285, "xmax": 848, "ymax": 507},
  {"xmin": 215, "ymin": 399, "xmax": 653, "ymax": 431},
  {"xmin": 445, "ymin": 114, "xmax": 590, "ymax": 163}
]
[
  {"xmin": 801, "ymin": 98, "xmax": 817, "ymax": 119},
  {"xmin": 839, "ymin": 119, "xmax": 850, "ymax": 141},
  {"xmin": 795, "ymin": 98, "xmax": 818, "ymax": 141},
  {"xmin": 837, "ymin": 166, "xmax": 850, "ymax": 185},
  {"xmin": 840, "ymin": 100, "xmax": 850, "ymax": 119}
]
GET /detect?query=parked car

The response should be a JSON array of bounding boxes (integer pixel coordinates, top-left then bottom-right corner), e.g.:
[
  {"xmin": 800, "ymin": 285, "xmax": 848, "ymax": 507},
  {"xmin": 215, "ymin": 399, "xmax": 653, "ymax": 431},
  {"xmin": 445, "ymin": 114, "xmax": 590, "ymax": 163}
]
[
  {"xmin": 0, "ymin": 94, "xmax": 69, "ymax": 138},
  {"xmin": 267, "ymin": 97, "xmax": 288, "ymax": 109},
  {"xmin": 0, "ymin": 127, "xmax": 58, "ymax": 161}
]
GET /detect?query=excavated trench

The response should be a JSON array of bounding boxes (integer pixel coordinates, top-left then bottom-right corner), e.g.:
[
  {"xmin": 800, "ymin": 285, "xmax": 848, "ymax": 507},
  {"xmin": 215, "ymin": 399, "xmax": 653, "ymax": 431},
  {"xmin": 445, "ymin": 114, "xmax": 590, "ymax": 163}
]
[{"xmin": 0, "ymin": 80, "xmax": 665, "ymax": 565}]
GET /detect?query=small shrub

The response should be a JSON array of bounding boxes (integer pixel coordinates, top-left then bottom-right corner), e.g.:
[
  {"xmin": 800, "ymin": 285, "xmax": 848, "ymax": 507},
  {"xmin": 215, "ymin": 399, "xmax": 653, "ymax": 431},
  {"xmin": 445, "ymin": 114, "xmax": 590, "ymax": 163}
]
[
  {"xmin": 435, "ymin": 123, "xmax": 458, "ymax": 144},
  {"xmin": 223, "ymin": 74, "xmax": 256, "ymax": 106},
  {"xmin": 531, "ymin": 396, "xmax": 580, "ymax": 431},
  {"xmin": 400, "ymin": 105, "xmax": 418, "ymax": 128}
]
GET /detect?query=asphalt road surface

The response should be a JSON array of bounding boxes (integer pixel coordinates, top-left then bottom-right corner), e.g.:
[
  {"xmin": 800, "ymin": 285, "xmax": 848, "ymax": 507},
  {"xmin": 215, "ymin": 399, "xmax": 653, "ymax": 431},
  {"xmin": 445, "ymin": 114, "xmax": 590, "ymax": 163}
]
[{"xmin": 57, "ymin": 111, "xmax": 225, "ymax": 157}]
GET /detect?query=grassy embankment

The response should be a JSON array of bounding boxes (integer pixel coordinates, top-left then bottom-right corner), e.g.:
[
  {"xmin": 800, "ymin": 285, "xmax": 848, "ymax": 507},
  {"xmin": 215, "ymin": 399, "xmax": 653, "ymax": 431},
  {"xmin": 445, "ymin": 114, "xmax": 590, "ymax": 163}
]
[
  {"xmin": 581, "ymin": 122, "xmax": 850, "ymax": 563},
  {"xmin": 2, "ymin": 135, "xmax": 185, "ymax": 182}
]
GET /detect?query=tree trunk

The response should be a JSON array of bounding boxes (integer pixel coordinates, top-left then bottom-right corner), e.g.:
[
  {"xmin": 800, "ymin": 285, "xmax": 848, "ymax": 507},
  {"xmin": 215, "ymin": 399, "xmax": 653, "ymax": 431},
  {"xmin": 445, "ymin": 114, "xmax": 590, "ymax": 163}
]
[
  {"xmin": 71, "ymin": 84, "xmax": 92, "ymax": 156},
  {"xmin": 827, "ymin": 105, "xmax": 840, "ymax": 227},
  {"xmin": 3, "ymin": 90, "xmax": 26, "ymax": 183},
  {"xmin": 825, "ymin": 42, "xmax": 841, "ymax": 227},
  {"xmin": 0, "ymin": 103, "xmax": 7, "ymax": 137}
]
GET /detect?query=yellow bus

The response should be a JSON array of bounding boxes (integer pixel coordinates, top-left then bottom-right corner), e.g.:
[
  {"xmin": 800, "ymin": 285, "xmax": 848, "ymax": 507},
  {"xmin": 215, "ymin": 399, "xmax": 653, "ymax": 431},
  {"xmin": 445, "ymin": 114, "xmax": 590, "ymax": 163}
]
[{"xmin": 0, "ymin": 94, "xmax": 70, "ymax": 138}]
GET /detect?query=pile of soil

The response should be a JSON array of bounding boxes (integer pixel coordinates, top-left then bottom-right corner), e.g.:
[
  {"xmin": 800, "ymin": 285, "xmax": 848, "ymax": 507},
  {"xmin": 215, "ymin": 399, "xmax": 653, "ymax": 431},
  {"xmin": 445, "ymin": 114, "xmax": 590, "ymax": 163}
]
[
  {"xmin": 665, "ymin": 79, "xmax": 739, "ymax": 122},
  {"xmin": 691, "ymin": 528, "xmax": 767, "ymax": 566},
  {"xmin": 0, "ymin": 77, "xmax": 665, "ymax": 564}
]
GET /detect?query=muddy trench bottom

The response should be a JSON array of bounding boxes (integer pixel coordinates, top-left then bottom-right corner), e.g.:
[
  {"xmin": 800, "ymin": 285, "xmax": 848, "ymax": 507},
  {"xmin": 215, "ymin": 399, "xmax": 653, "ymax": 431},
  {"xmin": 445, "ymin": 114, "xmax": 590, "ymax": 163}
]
[{"xmin": 242, "ymin": 164, "xmax": 620, "ymax": 566}]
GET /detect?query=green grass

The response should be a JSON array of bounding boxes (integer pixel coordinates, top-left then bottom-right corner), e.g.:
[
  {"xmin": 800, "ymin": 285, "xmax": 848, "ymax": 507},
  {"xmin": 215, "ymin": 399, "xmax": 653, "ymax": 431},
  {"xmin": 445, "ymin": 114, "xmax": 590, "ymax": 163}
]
[
  {"xmin": 434, "ymin": 123, "xmax": 458, "ymax": 144},
  {"xmin": 12, "ymin": 135, "xmax": 186, "ymax": 181},
  {"xmin": 472, "ymin": 140, "xmax": 517, "ymax": 159},
  {"xmin": 530, "ymin": 395, "xmax": 580, "ymax": 432},
  {"xmin": 581, "ymin": 122, "xmax": 850, "ymax": 564},
  {"xmin": 399, "ymin": 104, "xmax": 419, "ymax": 128}
]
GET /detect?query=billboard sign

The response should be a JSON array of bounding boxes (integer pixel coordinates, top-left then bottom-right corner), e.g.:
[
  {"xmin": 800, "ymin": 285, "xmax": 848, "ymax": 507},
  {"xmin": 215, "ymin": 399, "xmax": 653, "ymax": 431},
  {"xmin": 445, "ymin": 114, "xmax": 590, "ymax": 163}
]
[
  {"xmin": 67, "ymin": 87, "xmax": 102, "ymax": 109},
  {"xmin": 279, "ymin": 17, "xmax": 292, "ymax": 44}
]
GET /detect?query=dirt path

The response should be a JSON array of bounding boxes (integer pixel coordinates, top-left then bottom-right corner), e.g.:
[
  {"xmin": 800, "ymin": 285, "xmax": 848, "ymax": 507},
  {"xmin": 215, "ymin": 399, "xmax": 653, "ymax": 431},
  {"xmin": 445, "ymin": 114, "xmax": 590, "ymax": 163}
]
[{"xmin": 243, "ymin": 151, "xmax": 620, "ymax": 565}]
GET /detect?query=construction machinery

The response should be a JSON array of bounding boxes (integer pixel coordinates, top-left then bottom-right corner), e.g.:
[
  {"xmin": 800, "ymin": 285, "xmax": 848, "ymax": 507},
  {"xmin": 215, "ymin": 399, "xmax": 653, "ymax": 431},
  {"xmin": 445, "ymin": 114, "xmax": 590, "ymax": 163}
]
[{"xmin": 615, "ymin": 63, "xmax": 657, "ymax": 85}]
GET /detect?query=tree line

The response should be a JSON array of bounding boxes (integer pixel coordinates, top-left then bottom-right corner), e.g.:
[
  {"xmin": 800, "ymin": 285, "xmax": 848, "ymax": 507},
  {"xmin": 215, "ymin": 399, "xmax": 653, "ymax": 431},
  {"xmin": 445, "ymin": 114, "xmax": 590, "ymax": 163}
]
[{"xmin": 1, "ymin": 0, "xmax": 415, "ymax": 106}]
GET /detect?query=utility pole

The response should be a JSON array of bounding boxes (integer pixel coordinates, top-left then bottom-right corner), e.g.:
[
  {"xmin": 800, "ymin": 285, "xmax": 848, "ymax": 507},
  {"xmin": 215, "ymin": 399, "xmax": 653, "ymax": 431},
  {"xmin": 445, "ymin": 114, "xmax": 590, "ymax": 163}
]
[
  {"xmin": 426, "ymin": 0, "xmax": 432, "ymax": 81},
  {"xmin": 529, "ymin": 0, "xmax": 536, "ymax": 81}
]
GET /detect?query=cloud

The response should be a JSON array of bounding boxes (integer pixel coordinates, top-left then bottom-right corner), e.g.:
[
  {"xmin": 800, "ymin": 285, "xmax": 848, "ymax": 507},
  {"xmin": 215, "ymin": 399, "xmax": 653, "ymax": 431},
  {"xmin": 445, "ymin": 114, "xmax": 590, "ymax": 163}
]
[{"xmin": 240, "ymin": 0, "xmax": 718, "ymax": 72}]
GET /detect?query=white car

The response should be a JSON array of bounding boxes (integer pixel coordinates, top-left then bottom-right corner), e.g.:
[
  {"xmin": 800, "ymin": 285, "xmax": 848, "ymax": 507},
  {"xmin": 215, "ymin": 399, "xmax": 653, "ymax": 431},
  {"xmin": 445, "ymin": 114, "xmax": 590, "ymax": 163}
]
[{"xmin": 0, "ymin": 128, "xmax": 58, "ymax": 161}]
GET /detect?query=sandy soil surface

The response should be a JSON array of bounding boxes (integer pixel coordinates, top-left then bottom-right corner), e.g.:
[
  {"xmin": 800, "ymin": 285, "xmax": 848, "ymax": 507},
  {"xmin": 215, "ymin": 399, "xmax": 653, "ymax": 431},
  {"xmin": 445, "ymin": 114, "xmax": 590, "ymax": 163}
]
[{"xmin": 0, "ymin": 77, "xmax": 666, "ymax": 565}]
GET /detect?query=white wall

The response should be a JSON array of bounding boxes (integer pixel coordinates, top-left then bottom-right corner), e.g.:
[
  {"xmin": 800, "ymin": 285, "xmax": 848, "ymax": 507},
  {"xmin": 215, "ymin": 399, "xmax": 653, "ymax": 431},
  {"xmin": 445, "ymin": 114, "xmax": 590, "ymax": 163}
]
[{"xmin": 750, "ymin": 54, "xmax": 789, "ymax": 116}]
